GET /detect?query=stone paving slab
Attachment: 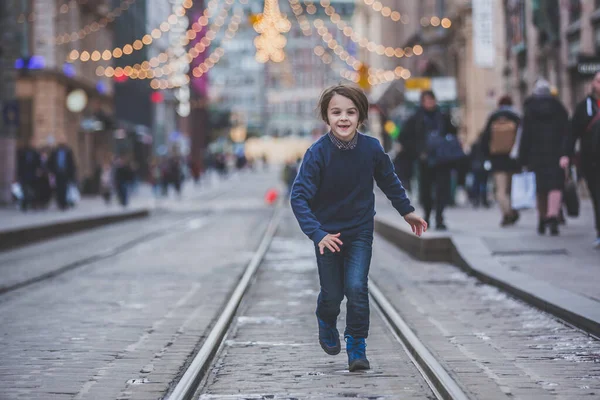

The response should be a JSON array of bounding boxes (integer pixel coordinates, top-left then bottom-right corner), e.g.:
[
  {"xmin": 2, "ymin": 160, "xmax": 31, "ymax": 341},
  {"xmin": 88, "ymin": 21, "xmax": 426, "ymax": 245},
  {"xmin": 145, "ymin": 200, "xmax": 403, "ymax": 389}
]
[
  {"xmin": 370, "ymin": 231, "xmax": 600, "ymax": 399},
  {"xmin": 374, "ymin": 191, "xmax": 600, "ymax": 337},
  {"xmin": 197, "ymin": 211, "xmax": 435, "ymax": 399},
  {"xmin": 0, "ymin": 171, "xmax": 278, "ymax": 400}
]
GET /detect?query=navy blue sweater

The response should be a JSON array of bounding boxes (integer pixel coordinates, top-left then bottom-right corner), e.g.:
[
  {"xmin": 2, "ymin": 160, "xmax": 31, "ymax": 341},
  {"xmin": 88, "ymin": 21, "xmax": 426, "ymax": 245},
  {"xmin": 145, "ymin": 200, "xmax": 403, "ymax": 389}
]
[{"xmin": 290, "ymin": 133, "xmax": 415, "ymax": 245}]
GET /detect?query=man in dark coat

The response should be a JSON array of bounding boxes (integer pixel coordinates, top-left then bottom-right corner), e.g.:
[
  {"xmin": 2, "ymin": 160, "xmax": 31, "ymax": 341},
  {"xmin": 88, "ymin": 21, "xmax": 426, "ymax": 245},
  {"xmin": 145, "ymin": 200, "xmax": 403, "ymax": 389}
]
[
  {"xmin": 481, "ymin": 95, "xmax": 521, "ymax": 226},
  {"xmin": 401, "ymin": 90, "xmax": 457, "ymax": 230},
  {"xmin": 16, "ymin": 140, "xmax": 41, "ymax": 211},
  {"xmin": 570, "ymin": 71, "xmax": 600, "ymax": 248},
  {"xmin": 519, "ymin": 79, "xmax": 570, "ymax": 236},
  {"xmin": 48, "ymin": 142, "xmax": 76, "ymax": 210}
]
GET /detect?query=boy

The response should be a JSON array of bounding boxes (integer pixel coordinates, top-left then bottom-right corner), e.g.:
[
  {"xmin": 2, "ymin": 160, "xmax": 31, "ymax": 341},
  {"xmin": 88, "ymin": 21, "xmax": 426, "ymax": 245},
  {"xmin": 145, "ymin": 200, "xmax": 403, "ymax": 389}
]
[{"xmin": 290, "ymin": 84, "xmax": 427, "ymax": 372}]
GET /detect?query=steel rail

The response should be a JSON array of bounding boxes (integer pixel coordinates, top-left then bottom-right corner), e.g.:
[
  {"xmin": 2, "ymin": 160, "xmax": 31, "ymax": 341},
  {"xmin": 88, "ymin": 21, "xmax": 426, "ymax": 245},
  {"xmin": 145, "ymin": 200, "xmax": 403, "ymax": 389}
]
[
  {"xmin": 370, "ymin": 281, "xmax": 471, "ymax": 400},
  {"xmin": 165, "ymin": 205, "xmax": 283, "ymax": 400}
]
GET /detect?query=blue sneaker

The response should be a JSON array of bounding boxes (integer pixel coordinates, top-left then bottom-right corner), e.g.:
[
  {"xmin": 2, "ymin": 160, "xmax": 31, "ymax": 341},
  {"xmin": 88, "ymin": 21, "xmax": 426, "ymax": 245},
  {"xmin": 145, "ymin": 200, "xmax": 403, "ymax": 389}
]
[
  {"xmin": 318, "ymin": 318, "xmax": 340, "ymax": 355},
  {"xmin": 345, "ymin": 334, "xmax": 370, "ymax": 372}
]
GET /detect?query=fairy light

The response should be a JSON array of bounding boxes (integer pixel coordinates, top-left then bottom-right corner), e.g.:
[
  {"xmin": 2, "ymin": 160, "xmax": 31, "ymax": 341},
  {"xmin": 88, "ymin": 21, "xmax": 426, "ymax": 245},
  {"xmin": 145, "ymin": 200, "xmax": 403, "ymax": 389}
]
[
  {"xmin": 53, "ymin": 0, "xmax": 137, "ymax": 45},
  {"xmin": 316, "ymin": 2, "xmax": 423, "ymax": 59},
  {"xmin": 358, "ymin": 0, "xmax": 408, "ymax": 24},
  {"xmin": 253, "ymin": 0, "xmax": 292, "ymax": 63},
  {"xmin": 68, "ymin": 0, "xmax": 193, "ymax": 63},
  {"xmin": 291, "ymin": 1, "xmax": 410, "ymax": 86},
  {"xmin": 18, "ymin": 0, "xmax": 85, "ymax": 24},
  {"xmin": 149, "ymin": 10, "xmax": 242, "ymax": 88}
]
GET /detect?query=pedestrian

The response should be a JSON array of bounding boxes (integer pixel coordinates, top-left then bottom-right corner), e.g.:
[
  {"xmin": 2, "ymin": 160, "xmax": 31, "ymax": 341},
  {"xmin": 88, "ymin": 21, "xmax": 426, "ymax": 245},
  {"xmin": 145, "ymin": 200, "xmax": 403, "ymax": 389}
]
[
  {"xmin": 36, "ymin": 147, "xmax": 52, "ymax": 209},
  {"xmin": 282, "ymin": 157, "xmax": 299, "ymax": 197},
  {"xmin": 400, "ymin": 91, "xmax": 460, "ymax": 230},
  {"xmin": 519, "ymin": 79, "xmax": 570, "ymax": 236},
  {"xmin": 570, "ymin": 71, "xmax": 600, "ymax": 248},
  {"xmin": 100, "ymin": 158, "xmax": 113, "ymax": 205},
  {"xmin": 16, "ymin": 139, "xmax": 41, "ymax": 212},
  {"xmin": 48, "ymin": 141, "xmax": 76, "ymax": 211},
  {"xmin": 290, "ymin": 84, "xmax": 427, "ymax": 372},
  {"xmin": 468, "ymin": 136, "xmax": 491, "ymax": 209},
  {"xmin": 114, "ymin": 156, "xmax": 132, "ymax": 207},
  {"xmin": 480, "ymin": 95, "xmax": 521, "ymax": 226}
]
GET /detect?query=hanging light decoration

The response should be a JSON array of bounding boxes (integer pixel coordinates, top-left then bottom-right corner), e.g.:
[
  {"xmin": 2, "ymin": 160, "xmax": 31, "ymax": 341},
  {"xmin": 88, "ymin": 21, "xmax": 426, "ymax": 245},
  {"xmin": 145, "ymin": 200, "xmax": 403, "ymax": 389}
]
[{"xmin": 253, "ymin": 0, "xmax": 291, "ymax": 63}]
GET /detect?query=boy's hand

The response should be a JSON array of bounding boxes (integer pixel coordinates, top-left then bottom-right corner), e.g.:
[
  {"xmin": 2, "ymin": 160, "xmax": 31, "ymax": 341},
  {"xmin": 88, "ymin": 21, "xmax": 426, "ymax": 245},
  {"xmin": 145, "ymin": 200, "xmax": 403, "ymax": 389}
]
[
  {"xmin": 318, "ymin": 233, "xmax": 343, "ymax": 254},
  {"xmin": 403, "ymin": 212, "xmax": 428, "ymax": 237}
]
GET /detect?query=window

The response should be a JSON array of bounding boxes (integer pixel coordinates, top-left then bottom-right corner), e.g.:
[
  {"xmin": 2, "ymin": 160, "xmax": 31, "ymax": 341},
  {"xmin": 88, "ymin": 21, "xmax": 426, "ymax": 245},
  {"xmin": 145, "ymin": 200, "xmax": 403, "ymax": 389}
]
[
  {"xmin": 594, "ymin": 24, "xmax": 600, "ymax": 52},
  {"xmin": 568, "ymin": 35, "xmax": 581, "ymax": 64},
  {"xmin": 569, "ymin": 0, "xmax": 581, "ymax": 23}
]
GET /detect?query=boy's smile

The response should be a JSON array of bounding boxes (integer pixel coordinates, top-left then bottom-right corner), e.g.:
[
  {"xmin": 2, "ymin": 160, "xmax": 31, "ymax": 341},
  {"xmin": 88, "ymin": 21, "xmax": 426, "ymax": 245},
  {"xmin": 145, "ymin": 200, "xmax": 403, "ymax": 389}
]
[{"xmin": 327, "ymin": 94, "xmax": 359, "ymax": 142}]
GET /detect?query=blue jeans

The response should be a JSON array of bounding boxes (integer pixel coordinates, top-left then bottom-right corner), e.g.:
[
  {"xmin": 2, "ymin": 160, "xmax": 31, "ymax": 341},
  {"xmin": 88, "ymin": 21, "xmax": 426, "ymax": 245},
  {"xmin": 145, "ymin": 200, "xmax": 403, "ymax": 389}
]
[{"xmin": 314, "ymin": 229, "xmax": 373, "ymax": 339}]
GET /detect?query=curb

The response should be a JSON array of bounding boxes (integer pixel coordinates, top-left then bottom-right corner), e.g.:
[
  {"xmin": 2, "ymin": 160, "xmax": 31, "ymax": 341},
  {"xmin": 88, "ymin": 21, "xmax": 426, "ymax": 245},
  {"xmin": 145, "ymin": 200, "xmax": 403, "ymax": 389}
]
[
  {"xmin": 374, "ymin": 217, "xmax": 600, "ymax": 338},
  {"xmin": 0, "ymin": 210, "xmax": 151, "ymax": 252}
]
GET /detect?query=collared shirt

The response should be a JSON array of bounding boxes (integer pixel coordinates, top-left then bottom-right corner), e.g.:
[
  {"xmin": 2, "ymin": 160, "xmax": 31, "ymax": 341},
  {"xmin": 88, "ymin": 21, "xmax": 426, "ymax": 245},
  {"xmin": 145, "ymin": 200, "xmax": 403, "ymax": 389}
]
[{"xmin": 328, "ymin": 130, "xmax": 358, "ymax": 150}]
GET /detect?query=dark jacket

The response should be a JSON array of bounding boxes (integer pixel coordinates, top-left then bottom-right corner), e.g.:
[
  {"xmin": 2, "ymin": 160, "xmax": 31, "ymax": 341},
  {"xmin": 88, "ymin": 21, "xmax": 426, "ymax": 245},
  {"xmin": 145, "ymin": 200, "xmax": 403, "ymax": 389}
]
[
  {"xmin": 520, "ymin": 94, "xmax": 570, "ymax": 192},
  {"xmin": 400, "ymin": 107, "xmax": 457, "ymax": 162},
  {"xmin": 48, "ymin": 145, "xmax": 76, "ymax": 181},
  {"xmin": 291, "ymin": 133, "xmax": 414, "ymax": 245},
  {"xmin": 480, "ymin": 106, "xmax": 520, "ymax": 172},
  {"xmin": 17, "ymin": 146, "xmax": 41, "ymax": 183},
  {"xmin": 570, "ymin": 94, "xmax": 599, "ymax": 158}
]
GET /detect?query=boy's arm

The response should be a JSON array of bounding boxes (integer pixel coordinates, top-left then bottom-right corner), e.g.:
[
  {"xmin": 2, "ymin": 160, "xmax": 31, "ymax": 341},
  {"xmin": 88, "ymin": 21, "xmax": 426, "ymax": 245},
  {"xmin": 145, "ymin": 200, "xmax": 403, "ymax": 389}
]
[
  {"xmin": 373, "ymin": 143, "xmax": 415, "ymax": 216},
  {"xmin": 290, "ymin": 150, "xmax": 328, "ymax": 245}
]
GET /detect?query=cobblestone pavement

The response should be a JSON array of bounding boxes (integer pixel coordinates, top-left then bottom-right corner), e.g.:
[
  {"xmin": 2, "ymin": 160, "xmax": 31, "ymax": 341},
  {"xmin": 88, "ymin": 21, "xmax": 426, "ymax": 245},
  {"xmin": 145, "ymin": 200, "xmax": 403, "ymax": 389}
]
[
  {"xmin": 375, "ymin": 191, "xmax": 600, "ymax": 303},
  {"xmin": 196, "ymin": 210, "xmax": 436, "ymax": 400},
  {"xmin": 370, "ymin": 231, "xmax": 600, "ymax": 399},
  {"xmin": 0, "ymin": 170, "xmax": 278, "ymax": 400}
]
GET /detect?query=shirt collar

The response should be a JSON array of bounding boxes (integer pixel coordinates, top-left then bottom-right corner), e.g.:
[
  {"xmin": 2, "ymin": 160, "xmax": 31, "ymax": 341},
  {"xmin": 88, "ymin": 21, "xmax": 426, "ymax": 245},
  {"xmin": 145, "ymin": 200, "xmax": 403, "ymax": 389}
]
[{"xmin": 328, "ymin": 131, "xmax": 358, "ymax": 150}]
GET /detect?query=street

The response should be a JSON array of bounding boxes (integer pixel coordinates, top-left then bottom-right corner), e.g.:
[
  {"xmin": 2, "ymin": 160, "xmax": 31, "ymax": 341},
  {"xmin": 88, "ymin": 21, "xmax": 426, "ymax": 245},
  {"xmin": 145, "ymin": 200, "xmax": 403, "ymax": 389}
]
[{"xmin": 1, "ymin": 170, "xmax": 599, "ymax": 399}]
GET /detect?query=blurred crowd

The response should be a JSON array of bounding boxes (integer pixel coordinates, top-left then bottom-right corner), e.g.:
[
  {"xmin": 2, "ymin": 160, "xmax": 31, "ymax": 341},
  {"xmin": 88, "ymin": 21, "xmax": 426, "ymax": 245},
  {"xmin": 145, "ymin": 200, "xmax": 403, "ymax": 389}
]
[
  {"xmin": 13, "ymin": 138, "xmax": 267, "ymax": 213},
  {"xmin": 392, "ymin": 75, "xmax": 599, "ymax": 248}
]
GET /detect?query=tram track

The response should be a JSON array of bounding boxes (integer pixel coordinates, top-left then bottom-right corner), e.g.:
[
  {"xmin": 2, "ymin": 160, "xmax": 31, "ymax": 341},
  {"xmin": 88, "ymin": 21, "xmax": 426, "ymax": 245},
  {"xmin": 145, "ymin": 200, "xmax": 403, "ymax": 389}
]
[{"xmin": 164, "ymin": 206, "xmax": 470, "ymax": 400}]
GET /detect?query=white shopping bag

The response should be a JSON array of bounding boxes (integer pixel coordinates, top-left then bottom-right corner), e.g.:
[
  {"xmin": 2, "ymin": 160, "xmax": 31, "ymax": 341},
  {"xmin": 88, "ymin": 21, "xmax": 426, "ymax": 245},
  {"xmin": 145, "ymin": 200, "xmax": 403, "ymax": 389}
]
[
  {"xmin": 511, "ymin": 172, "xmax": 536, "ymax": 210},
  {"xmin": 11, "ymin": 182, "xmax": 23, "ymax": 200},
  {"xmin": 67, "ymin": 183, "xmax": 81, "ymax": 205}
]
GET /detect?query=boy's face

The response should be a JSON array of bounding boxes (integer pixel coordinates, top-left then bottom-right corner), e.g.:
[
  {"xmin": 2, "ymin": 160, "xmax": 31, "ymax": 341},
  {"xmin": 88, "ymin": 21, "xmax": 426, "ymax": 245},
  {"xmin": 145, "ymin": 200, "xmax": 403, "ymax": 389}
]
[{"xmin": 327, "ymin": 94, "xmax": 359, "ymax": 142}]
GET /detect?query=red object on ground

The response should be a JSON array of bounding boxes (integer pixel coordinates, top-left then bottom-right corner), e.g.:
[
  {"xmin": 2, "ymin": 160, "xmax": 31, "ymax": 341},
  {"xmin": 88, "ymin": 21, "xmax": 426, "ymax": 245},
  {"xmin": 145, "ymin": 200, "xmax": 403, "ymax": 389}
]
[
  {"xmin": 265, "ymin": 188, "xmax": 278, "ymax": 205},
  {"xmin": 150, "ymin": 91, "xmax": 164, "ymax": 103}
]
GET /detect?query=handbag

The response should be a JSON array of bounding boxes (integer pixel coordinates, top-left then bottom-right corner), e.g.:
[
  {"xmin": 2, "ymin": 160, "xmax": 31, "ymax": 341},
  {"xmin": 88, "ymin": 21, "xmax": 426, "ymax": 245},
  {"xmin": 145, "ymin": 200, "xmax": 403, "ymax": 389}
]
[
  {"xmin": 67, "ymin": 183, "xmax": 80, "ymax": 205},
  {"xmin": 426, "ymin": 132, "xmax": 466, "ymax": 167},
  {"xmin": 511, "ymin": 172, "xmax": 536, "ymax": 210},
  {"xmin": 563, "ymin": 166, "xmax": 579, "ymax": 217}
]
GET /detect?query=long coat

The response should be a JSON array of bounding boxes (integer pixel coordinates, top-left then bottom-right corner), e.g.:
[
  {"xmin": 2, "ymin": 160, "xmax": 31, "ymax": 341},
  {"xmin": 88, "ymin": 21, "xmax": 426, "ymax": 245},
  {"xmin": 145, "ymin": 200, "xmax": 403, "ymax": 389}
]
[
  {"xmin": 400, "ymin": 107, "xmax": 457, "ymax": 162},
  {"xmin": 519, "ymin": 94, "xmax": 570, "ymax": 192}
]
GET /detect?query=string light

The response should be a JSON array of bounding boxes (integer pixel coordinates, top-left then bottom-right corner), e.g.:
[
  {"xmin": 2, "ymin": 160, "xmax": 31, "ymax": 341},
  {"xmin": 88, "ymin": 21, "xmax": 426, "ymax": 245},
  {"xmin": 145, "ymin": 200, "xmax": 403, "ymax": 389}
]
[
  {"xmin": 291, "ymin": 0, "xmax": 410, "ymax": 86},
  {"xmin": 52, "ymin": 0, "xmax": 138, "ymax": 45},
  {"xmin": 69, "ymin": 0, "xmax": 194, "ymax": 63},
  {"xmin": 289, "ymin": 0, "xmax": 312, "ymax": 36},
  {"xmin": 253, "ymin": 0, "xmax": 292, "ymax": 63},
  {"xmin": 17, "ymin": 0, "xmax": 86, "ymax": 24},
  {"xmin": 150, "ymin": 11, "xmax": 242, "ymax": 88},
  {"xmin": 360, "ymin": 0, "xmax": 409, "ymax": 24},
  {"xmin": 316, "ymin": 2, "xmax": 423, "ymax": 59}
]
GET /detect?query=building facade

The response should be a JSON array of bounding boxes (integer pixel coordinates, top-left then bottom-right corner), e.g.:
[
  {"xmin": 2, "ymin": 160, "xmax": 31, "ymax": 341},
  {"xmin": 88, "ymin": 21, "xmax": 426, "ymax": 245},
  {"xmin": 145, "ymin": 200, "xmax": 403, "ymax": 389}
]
[{"xmin": 14, "ymin": 0, "xmax": 115, "ymax": 188}]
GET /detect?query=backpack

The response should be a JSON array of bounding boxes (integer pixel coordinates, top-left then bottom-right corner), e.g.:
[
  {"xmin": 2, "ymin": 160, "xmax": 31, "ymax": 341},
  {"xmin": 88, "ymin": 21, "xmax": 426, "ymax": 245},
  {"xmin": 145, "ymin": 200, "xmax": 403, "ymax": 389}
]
[{"xmin": 489, "ymin": 116, "xmax": 518, "ymax": 155}]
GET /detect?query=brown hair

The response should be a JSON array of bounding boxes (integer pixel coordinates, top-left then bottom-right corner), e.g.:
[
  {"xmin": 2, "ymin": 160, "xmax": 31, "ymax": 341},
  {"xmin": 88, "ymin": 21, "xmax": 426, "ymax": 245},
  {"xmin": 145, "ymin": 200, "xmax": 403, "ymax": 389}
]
[{"xmin": 317, "ymin": 83, "xmax": 369, "ymax": 125}]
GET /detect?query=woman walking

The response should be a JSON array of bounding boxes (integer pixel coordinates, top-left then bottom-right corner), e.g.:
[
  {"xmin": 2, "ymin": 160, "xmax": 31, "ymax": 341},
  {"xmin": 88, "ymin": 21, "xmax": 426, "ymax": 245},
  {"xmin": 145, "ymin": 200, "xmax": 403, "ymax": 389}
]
[{"xmin": 519, "ymin": 79, "xmax": 570, "ymax": 235}]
